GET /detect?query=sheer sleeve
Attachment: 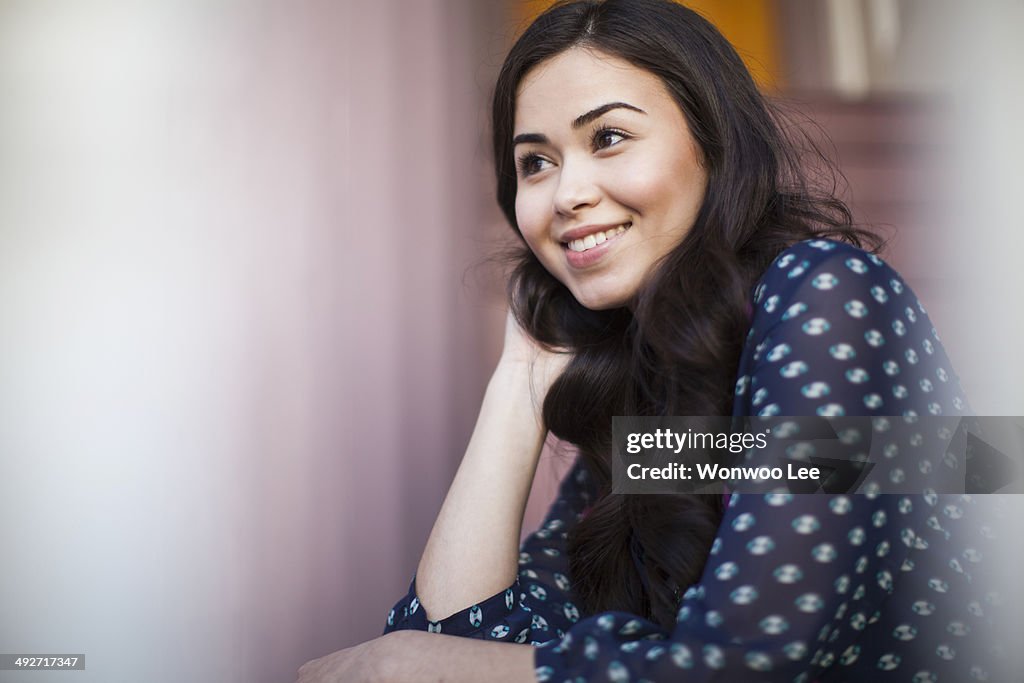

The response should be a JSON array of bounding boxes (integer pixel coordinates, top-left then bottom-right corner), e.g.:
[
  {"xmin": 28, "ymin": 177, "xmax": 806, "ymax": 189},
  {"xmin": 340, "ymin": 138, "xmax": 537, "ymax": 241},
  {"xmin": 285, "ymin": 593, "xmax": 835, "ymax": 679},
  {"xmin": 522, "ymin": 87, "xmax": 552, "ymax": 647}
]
[
  {"xmin": 534, "ymin": 240, "xmax": 986, "ymax": 682},
  {"xmin": 383, "ymin": 454, "xmax": 599, "ymax": 644}
]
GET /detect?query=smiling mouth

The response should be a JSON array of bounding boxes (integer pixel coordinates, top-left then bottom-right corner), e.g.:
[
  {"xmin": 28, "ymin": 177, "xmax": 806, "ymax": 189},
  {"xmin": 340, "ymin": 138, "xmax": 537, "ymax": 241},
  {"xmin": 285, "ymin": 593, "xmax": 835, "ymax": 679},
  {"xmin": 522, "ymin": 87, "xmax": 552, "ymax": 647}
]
[{"xmin": 564, "ymin": 222, "xmax": 632, "ymax": 253}]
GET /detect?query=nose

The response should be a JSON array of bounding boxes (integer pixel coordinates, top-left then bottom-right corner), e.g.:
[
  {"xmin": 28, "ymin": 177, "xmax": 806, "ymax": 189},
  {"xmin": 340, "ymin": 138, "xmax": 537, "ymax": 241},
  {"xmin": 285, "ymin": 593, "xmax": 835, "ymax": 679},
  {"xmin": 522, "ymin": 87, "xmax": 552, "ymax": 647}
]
[{"xmin": 552, "ymin": 158, "xmax": 601, "ymax": 217}]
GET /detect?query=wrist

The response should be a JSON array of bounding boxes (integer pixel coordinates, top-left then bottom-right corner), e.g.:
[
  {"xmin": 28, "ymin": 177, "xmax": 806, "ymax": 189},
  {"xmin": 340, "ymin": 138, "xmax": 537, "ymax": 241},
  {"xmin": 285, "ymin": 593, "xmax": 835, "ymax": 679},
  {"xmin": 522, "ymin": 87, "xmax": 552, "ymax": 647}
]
[
  {"xmin": 491, "ymin": 350, "xmax": 532, "ymax": 376},
  {"xmin": 492, "ymin": 354, "xmax": 563, "ymax": 399},
  {"xmin": 478, "ymin": 364, "xmax": 548, "ymax": 459},
  {"xmin": 370, "ymin": 631, "xmax": 408, "ymax": 682}
]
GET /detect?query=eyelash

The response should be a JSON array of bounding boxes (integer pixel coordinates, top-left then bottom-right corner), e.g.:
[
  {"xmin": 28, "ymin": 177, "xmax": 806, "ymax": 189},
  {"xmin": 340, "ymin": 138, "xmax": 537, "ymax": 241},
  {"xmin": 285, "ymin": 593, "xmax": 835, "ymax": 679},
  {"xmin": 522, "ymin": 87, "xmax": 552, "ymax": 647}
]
[
  {"xmin": 592, "ymin": 125, "xmax": 629, "ymax": 150},
  {"xmin": 516, "ymin": 125, "xmax": 631, "ymax": 177}
]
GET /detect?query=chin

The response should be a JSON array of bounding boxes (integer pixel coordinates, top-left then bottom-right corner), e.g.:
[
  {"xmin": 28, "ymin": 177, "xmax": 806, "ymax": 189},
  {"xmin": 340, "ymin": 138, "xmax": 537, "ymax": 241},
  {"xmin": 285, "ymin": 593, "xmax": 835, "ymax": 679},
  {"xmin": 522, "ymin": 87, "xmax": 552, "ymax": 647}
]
[{"xmin": 570, "ymin": 286, "xmax": 631, "ymax": 311}]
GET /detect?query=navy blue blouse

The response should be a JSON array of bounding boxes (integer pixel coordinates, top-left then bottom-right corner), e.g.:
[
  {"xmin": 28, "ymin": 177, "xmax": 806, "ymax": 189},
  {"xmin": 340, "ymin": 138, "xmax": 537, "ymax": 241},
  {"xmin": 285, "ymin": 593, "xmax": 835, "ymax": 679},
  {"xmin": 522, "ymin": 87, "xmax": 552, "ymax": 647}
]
[{"xmin": 384, "ymin": 239, "xmax": 1004, "ymax": 682}]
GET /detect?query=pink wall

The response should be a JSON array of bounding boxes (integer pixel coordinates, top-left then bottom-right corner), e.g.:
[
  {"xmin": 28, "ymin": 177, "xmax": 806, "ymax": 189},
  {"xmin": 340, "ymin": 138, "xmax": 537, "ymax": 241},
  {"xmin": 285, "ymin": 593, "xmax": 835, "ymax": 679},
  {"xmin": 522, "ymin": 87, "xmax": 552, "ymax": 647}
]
[{"xmin": 0, "ymin": 1, "xmax": 513, "ymax": 681}]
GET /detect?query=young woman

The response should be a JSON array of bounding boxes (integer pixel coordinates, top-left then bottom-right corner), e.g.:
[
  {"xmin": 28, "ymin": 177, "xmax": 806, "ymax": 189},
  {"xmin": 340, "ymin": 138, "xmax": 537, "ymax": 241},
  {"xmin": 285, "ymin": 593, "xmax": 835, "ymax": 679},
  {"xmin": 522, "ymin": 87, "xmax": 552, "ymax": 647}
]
[{"xmin": 298, "ymin": 1, "xmax": 1000, "ymax": 680}]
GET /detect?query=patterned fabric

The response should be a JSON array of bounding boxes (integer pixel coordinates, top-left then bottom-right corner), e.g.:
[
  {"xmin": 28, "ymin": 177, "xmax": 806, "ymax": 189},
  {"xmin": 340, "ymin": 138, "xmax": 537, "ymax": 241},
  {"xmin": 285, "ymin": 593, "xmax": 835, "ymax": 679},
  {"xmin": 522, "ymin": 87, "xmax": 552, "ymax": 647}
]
[{"xmin": 383, "ymin": 239, "xmax": 1004, "ymax": 681}]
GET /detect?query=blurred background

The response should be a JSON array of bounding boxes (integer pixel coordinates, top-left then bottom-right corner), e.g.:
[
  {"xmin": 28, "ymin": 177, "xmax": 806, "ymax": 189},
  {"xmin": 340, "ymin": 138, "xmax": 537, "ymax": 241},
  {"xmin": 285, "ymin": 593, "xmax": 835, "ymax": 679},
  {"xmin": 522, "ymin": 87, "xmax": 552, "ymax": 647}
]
[{"xmin": 1, "ymin": 1, "xmax": 1022, "ymax": 681}]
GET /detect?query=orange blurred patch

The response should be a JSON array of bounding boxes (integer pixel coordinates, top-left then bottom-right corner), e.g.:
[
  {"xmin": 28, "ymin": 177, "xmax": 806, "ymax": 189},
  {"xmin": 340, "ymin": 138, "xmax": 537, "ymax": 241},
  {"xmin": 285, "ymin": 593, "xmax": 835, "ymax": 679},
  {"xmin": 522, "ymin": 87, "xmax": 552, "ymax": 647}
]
[{"xmin": 513, "ymin": 0, "xmax": 781, "ymax": 91}]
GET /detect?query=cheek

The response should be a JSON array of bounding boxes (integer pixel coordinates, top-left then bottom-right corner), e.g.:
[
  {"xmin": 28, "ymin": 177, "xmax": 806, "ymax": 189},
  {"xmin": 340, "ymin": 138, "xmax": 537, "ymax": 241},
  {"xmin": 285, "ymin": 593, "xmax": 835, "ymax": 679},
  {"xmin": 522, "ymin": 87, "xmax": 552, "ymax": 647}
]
[
  {"xmin": 607, "ymin": 172, "xmax": 672, "ymax": 217},
  {"xmin": 607, "ymin": 152, "xmax": 678, "ymax": 207},
  {"xmin": 612, "ymin": 156, "xmax": 705, "ymax": 224},
  {"xmin": 515, "ymin": 192, "xmax": 551, "ymax": 251}
]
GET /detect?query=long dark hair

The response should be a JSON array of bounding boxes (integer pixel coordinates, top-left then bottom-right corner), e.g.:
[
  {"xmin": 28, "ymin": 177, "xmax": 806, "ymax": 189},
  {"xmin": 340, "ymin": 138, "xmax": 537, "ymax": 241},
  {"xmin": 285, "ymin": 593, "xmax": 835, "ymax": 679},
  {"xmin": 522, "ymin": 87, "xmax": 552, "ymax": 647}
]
[{"xmin": 492, "ymin": 0, "xmax": 880, "ymax": 628}]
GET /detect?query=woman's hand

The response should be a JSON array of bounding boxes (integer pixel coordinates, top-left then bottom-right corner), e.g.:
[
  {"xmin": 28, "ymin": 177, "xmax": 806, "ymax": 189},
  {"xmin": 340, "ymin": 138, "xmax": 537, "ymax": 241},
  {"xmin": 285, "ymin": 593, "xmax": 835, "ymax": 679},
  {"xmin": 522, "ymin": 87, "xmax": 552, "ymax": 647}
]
[{"xmin": 295, "ymin": 633, "xmax": 395, "ymax": 683}]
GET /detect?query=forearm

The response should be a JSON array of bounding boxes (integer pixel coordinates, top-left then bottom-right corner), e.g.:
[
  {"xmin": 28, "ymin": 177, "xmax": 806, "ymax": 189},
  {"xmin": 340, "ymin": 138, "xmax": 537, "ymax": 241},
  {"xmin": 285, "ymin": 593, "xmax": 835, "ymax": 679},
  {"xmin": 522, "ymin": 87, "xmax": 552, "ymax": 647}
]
[
  {"xmin": 415, "ymin": 362, "xmax": 547, "ymax": 620},
  {"xmin": 296, "ymin": 631, "xmax": 536, "ymax": 683},
  {"xmin": 382, "ymin": 631, "xmax": 536, "ymax": 683}
]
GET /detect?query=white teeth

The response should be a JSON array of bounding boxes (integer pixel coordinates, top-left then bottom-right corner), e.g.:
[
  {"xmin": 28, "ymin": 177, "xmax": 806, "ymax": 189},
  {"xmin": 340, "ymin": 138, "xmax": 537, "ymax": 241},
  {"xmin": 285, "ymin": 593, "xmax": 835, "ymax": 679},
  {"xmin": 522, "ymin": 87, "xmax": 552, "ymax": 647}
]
[{"xmin": 567, "ymin": 223, "xmax": 631, "ymax": 252}]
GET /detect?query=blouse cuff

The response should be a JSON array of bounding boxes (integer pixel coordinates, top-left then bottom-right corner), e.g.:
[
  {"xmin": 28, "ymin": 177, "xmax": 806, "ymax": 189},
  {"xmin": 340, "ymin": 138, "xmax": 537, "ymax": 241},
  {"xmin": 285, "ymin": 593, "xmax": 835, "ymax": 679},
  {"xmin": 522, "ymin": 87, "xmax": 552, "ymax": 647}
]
[{"xmin": 383, "ymin": 575, "xmax": 522, "ymax": 639}]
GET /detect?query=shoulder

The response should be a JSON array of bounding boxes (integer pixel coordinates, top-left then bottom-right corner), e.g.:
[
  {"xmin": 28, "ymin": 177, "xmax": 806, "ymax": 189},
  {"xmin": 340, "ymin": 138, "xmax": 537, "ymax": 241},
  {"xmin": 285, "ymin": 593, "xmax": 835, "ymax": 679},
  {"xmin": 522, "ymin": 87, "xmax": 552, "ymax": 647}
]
[
  {"xmin": 733, "ymin": 237, "xmax": 967, "ymax": 418},
  {"xmin": 748, "ymin": 238, "xmax": 914, "ymax": 335},
  {"xmin": 754, "ymin": 238, "xmax": 897, "ymax": 306},
  {"xmin": 761, "ymin": 237, "xmax": 884, "ymax": 278}
]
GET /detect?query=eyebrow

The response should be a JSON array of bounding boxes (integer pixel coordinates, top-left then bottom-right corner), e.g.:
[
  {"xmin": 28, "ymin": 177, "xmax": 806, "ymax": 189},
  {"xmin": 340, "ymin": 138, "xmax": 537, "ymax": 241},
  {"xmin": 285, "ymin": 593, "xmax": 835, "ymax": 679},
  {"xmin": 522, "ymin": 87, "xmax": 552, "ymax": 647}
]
[{"xmin": 512, "ymin": 101, "xmax": 646, "ymax": 146}]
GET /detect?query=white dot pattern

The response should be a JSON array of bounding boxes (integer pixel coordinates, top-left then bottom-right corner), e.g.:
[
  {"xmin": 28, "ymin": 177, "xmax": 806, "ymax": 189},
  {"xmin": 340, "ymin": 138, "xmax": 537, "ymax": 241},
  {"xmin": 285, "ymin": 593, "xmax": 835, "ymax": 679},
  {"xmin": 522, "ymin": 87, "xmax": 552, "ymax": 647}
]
[{"xmin": 382, "ymin": 240, "xmax": 1004, "ymax": 681}]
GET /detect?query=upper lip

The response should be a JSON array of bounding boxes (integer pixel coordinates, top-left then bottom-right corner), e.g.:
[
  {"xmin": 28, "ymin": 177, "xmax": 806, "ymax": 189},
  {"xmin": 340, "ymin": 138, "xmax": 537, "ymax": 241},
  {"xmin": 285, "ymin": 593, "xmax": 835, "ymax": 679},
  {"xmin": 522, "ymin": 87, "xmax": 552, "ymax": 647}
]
[{"xmin": 558, "ymin": 221, "xmax": 631, "ymax": 244}]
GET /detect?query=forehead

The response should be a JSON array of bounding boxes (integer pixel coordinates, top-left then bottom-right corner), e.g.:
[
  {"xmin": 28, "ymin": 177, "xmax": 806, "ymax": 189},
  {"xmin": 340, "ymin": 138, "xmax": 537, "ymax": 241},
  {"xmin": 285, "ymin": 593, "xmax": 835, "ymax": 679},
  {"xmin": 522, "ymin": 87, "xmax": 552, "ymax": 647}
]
[{"xmin": 514, "ymin": 48, "xmax": 677, "ymax": 130}]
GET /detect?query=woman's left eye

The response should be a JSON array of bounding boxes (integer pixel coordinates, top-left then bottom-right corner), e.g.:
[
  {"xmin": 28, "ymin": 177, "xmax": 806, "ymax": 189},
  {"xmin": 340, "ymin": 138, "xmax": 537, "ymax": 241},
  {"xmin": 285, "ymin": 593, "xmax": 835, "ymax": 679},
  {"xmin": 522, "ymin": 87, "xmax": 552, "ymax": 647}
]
[{"xmin": 593, "ymin": 127, "xmax": 628, "ymax": 150}]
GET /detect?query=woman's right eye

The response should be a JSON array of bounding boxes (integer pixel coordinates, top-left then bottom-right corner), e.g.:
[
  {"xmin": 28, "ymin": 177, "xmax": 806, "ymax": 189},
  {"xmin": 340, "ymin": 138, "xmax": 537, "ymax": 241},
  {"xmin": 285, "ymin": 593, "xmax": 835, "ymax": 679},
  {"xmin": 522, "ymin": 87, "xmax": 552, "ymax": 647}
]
[{"xmin": 517, "ymin": 153, "xmax": 551, "ymax": 177}]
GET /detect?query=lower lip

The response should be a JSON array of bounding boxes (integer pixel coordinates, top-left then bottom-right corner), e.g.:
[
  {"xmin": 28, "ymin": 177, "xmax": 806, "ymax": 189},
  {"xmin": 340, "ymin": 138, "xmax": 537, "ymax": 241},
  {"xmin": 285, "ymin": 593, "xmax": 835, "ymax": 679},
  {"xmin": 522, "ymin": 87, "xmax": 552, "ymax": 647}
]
[{"xmin": 564, "ymin": 228, "xmax": 630, "ymax": 269}]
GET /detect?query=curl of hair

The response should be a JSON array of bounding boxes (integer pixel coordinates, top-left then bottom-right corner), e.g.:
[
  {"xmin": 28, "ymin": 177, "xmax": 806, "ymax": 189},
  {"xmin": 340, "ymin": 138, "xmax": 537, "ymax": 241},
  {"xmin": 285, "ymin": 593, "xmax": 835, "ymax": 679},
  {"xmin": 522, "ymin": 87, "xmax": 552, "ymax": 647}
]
[{"xmin": 493, "ymin": 0, "xmax": 881, "ymax": 629}]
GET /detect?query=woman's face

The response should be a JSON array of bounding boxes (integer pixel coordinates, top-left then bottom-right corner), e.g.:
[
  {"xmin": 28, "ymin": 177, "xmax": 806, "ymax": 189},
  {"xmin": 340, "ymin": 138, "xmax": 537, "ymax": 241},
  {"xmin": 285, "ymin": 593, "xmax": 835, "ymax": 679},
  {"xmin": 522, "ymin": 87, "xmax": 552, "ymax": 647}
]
[{"xmin": 513, "ymin": 48, "xmax": 708, "ymax": 310}]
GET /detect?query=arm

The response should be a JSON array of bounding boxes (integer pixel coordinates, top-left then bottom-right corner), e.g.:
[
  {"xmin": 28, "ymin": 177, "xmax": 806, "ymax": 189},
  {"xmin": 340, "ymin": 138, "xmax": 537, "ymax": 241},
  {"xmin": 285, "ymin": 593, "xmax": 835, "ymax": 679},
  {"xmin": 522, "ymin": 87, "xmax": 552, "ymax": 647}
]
[
  {"xmin": 411, "ymin": 310, "xmax": 571, "ymax": 621},
  {"xmin": 384, "ymin": 446, "xmax": 596, "ymax": 643},
  {"xmin": 296, "ymin": 313, "xmax": 574, "ymax": 682}
]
